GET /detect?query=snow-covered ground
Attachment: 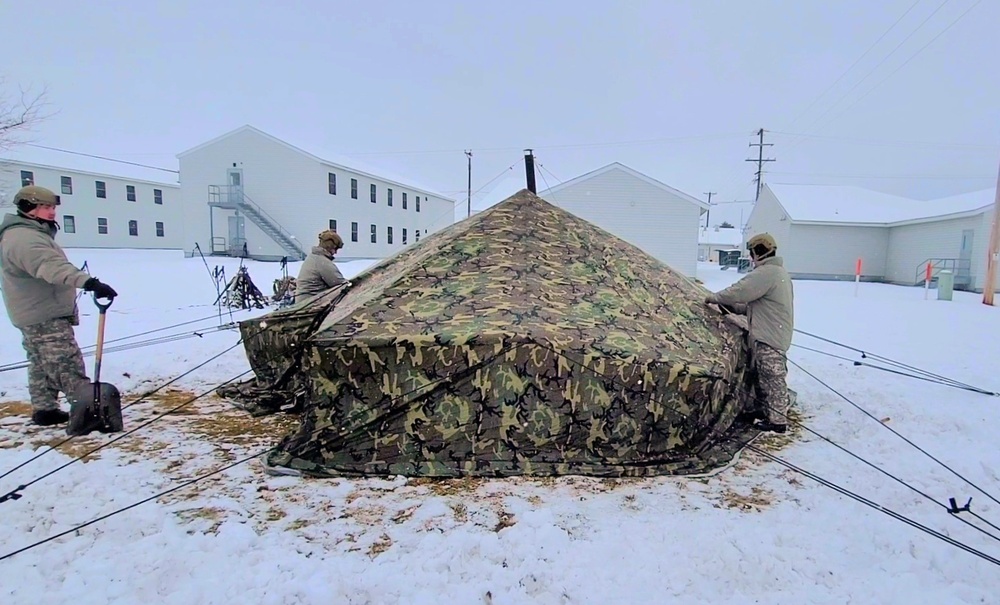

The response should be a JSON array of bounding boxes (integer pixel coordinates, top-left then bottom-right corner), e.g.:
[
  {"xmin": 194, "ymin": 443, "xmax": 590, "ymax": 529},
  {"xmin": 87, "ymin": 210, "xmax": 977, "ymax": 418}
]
[{"xmin": 2, "ymin": 249, "xmax": 999, "ymax": 604}]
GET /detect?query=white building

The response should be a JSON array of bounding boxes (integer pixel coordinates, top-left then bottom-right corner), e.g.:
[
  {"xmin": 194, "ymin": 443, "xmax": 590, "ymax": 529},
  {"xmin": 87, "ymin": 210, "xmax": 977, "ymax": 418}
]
[
  {"xmin": 537, "ymin": 162, "xmax": 709, "ymax": 277},
  {"xmin": 0, "ymin": 150, "xmax": 183, "ymax": 250},
  {"xmin": 698, "ymin": 226, "xmax": 744, "ymax": 262},
  {"xmin": 176, "ymin": 125, "xmax": 455, "ymax": 261},
  {"xmin": 746, "ymin": 183, "xmax": 998, "ymax": 292}
]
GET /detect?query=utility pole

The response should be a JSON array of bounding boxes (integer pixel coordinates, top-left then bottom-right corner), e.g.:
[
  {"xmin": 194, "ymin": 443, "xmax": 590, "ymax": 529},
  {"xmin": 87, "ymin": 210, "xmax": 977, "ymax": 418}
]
[
  {"xmin": 524, "ymin": 149, "xmax": 536, "ymax": 193},
  {"xmin": 703, "ymin": 191, "xmax": 716, "ymax": 229},
  {"xmin": 745, "ymin": 128, "xmax": 775, "ymax": 201},
  {"xmin": 983, "ymin": 158, "xmax": 1000, "ymax": 305},
  {"xmin": 465, "ymin": 150, "xmax": 473, "ymax": 218}
]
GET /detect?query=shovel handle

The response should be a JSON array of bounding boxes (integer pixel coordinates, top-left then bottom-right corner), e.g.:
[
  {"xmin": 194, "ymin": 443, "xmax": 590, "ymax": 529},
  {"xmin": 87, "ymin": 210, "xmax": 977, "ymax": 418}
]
[
  {"xmin": 92, "ymin": 292, "xmax": 114, "ymax": 313},
  {"xmin": 92, "ymin": 293, "xmax": 112, "ymax": 383}
]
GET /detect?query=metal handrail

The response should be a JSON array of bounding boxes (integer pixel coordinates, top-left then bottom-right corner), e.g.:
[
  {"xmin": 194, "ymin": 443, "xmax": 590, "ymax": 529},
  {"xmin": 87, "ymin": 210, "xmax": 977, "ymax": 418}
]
[
  {"xmin": 207, "ymin": 185, "xmax": 304, "ymax": 257},
  {"xmin": 914, "ymin": 258, "xmax": 972, "ymax": 284}
]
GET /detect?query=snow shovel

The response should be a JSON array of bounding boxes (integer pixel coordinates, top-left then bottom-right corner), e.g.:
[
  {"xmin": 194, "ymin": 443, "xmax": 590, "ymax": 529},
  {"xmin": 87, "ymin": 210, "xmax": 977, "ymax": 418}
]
[{"xmin": 67, "ymin": 293, "xmax": 124, "ymax": 436}]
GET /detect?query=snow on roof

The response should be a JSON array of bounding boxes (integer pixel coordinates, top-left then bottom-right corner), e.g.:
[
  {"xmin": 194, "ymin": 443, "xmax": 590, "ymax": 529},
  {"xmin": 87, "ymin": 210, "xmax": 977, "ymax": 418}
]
[
  {"xmin": 698, "ymin": 227, "xmax": 743, "ymax": 247},
  {"xmin": 0, "ymin": 145, "xmax": 179, "ymax": 186},
  {"xmin": 539, "ymin": 162, "xmax": 709, "ymax": 210},
  {"xmin": 767, "ymin": 183, "xmax": 993, "ymax": 225},
  {"xmin": 179, "ymin": 125, "xmax": 452, "ymax": 200}
]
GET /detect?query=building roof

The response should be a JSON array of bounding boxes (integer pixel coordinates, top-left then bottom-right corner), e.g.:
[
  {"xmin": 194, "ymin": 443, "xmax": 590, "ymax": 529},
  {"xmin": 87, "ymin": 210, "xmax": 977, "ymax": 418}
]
[
  {"xmin": 698, "ymin": 227, "xmax": 743, "ymax": 247},
  {"xmin": 538, "ymin": 162, "xmax": 710, "ymax": 211},
  {"xmin": 177, "ymin": 125, "xmax": 453, "ymax": 201},
  {"xmin": 766, "ymin": 183, "xmax": 994, "ymax": 226},
  {"xmin": 0, "ymin": 145, "xmax": 180, "ymax": 186}
]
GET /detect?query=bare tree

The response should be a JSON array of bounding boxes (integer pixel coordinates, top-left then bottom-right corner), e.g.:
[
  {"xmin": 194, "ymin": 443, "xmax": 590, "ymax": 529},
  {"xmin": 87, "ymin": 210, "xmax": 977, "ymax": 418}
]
[
  {"xmin": 0, "ymin": 76, "xmax": 52, "ymax": 152},
  {"xmin": 0, "ymin": 76, "xmax": 54, "ymax": 207}
]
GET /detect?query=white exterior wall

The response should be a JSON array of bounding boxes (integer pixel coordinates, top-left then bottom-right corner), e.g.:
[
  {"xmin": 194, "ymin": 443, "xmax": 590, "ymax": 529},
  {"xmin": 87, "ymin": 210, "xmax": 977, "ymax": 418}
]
[
  {"xmin": 538, "ymin": 166, "xmax": 703, "ymax": 276},
  {"xmin": 785, "ymin": 224, "xmax": 888, "ymax": 280},
  {"xmin": 885, "ymin": 214, "xmax": 984, "ymax": 286},
  {"xmin": 744, "ymin": 186, "xmax": 792, "ymax": 256},
  {"xmin": 177, "ymin": 128, "xmax": 454, "ymax": 260},
  {"xmin": 0, "ymin": 161, "xmax": 182, "ymax": 250}
]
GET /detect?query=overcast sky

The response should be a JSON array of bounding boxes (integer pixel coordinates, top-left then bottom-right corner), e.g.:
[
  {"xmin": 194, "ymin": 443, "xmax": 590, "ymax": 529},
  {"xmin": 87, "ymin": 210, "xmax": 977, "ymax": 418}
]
[{"xmin": 3, "ymin": 0, "xmax": 998, "ymax": 221}]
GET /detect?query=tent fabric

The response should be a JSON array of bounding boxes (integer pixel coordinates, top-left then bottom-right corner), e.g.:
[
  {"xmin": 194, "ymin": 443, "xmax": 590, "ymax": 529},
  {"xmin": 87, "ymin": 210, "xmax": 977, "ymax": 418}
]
[{"xmin": 223, "ymin": 190, "xmax": 758, "ymax": 478}]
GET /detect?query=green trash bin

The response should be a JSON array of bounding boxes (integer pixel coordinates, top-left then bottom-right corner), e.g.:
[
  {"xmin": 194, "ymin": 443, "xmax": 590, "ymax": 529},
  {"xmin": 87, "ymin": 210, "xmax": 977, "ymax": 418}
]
[{"xmin": 937, "ymin": 270, "xmax": 954, "ymax": 301}]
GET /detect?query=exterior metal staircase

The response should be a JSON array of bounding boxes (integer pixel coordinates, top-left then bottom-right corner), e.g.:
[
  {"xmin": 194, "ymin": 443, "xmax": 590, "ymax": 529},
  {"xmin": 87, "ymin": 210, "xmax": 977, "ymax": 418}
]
[
  {"xmin": 914, "ymin": 258, "xmax": 973, "ymax": 290},
  {"xmin": 208, "ymin": 185, "xmax": 306, "ymax": 260}
]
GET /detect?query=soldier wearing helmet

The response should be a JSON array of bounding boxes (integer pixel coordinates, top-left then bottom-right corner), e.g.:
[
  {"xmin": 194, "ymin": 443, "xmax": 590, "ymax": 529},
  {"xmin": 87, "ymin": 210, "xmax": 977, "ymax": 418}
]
[
  {"xmin": 295, "ymin": 228, "xmax": 347, "ymax": 299},
  {"xmin": 705, "ymin": 232, "xmax": 794, "ymax": 433},
  {"xmin": 0, "ymin": 185, "xmax": 118, "ymax": 426}
]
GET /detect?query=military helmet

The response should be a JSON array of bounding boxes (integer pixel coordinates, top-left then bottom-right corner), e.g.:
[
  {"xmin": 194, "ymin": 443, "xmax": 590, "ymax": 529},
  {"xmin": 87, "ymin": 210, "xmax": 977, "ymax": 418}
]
[
  {"xmin": 318, "ymin": 229, "xmax": 343, "ymax": 249},
  {"xmin": 14, "ymin": 185, "xmax": 61, "ymax": 206},
  {"xmin": 747, "ymin": 233, "xmax": 777, "ymax": 257}
]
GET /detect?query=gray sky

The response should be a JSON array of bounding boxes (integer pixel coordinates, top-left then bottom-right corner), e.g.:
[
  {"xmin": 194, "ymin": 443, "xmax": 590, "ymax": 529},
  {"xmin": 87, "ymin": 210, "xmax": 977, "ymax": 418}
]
[{"xmin": 3, "ymin": 0, "xmax": 998, "ymax": 219}]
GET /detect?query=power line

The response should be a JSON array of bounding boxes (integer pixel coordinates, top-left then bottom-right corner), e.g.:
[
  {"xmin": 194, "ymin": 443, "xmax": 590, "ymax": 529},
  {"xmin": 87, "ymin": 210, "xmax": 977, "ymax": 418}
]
[
  {"xmin": 784, "ymin": 0, "xmax": 957, "ymax": 149},
  {"xmin": 767, "ymin": 130, "xmax": 999, "ymax": 151},
  {"xmin": 18, "ymin": 143, "xmax": 179, "ymax": 174},
  {"xmin": 817, "ymin": 0, "xmax": 985, "ymax": 130},
  {"xmin": 780, "ymin": 0, "xmax": 925, "ymax": 133}
]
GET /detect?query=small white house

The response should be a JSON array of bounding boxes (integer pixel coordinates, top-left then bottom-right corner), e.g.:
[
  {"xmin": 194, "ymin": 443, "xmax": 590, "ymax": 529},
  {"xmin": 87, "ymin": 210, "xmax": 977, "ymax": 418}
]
[
  {"xmin": 176, "ymin": 125, "xmax": 456, "ymax": 261},
  {"xmin": 698, "ymin": 227, "xmax": 744, "ymax": 262},
  {"xmin": 0, "ymin": 149, "xmax": 183, "ymax": 251},
  {"xmin": 746, "ymin": 183, "xmax": 997, "ymax": 292},
  {"xmin": 537, "ymin": 162, "xmax": 709, "ymax": 277}
]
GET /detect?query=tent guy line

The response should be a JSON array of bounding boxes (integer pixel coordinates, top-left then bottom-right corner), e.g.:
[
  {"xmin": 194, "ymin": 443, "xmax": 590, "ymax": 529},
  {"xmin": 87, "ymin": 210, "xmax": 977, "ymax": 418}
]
[{"xmin": 3, "ymin": 349, "xmax": 1000, "ymax": 569}]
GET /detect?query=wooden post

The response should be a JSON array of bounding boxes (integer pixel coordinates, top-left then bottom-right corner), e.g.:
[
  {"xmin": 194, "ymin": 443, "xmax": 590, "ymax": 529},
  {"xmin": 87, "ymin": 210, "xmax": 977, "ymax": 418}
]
[
  {"xmin": 924, "ymin": 261, "xmax": 933, "ymax": 299},
  {"xmin": 983, "ymin": 159, "xmax": 1000, "ymax": 306},
  {"xmin": 855, "ymin": 258, "xmax": 862, "ymax": 297}
]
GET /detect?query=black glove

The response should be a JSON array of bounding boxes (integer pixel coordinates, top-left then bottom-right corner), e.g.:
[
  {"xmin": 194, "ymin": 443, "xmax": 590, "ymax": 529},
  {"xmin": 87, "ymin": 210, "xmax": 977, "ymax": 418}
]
[{"xmin": 83, "ymin": 278, "xmax": 118, "ymax": 300}]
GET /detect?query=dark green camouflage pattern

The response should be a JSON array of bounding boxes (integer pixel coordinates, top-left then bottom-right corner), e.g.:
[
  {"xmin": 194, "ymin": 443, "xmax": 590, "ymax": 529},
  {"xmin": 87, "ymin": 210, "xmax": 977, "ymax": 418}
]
[{"xmin": 228, "ymin": 190, "xmax": 757, "ymax": 477}]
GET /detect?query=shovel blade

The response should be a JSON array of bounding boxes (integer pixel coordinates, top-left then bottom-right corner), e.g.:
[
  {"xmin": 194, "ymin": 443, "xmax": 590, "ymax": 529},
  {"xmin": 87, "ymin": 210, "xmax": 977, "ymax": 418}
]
[{"xmin": 67, "ymin": 381, "xmax": 124, "ymax": 436}]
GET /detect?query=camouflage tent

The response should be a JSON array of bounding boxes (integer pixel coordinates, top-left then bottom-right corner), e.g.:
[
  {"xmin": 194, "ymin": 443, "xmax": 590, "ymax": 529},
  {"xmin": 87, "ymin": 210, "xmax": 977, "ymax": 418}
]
[{"xmin": 222, "ymin": 190, "xmax": 759, "ymax": 478}]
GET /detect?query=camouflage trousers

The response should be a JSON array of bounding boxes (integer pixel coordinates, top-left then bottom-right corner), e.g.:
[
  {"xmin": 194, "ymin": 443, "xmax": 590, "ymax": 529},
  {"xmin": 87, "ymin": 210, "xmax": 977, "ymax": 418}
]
[
  {"xmin": 753, "ymin": 342, "xmax": 790, "ymax": 425},
  {"xmin": 19, "ymin": 318, "xmax": 90, "ymax": 412}
]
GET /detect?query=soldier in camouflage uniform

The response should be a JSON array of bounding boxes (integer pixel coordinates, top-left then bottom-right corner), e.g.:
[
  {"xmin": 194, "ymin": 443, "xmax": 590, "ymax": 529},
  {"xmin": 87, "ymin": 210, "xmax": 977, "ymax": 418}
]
[
  {"xmin": 705, "ymin": 233, "xmax": 794, "ymax": 433},
  {"xmin": 0, "ymin": 185, "xmax": 118, "ymax": 426},
  {"xmin": 295, "ymin": 229, "xmax": 347, "ymax": 299}
]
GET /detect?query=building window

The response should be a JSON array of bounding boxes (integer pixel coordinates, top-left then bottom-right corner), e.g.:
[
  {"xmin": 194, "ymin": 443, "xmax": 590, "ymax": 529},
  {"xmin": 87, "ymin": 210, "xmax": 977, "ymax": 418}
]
[
  {"xmin": 61, "ymin": 176, "xmax": 73, "ymax": 195},
  {"xmin": 328, "ymin": 172, "xmax": 337, "ymax": 195},
  {"xmin": 64, "ymin": 215, "xmax": 76, "ymax": 233},
  {"xmin": 20, "ymin": 170, "xmax": 33, "ymax": 186},
  {"xmin": 387, "ymin": 226, "xmax": 393, "ymax": 244},
  {"xmin": 155, "ymin": 221, "xmax": 164, "ymax": 237},
  {"xmin": 128, "ymin": 220, "xmax": 138, "ymax": 236},
  {"xmin": 154, "ymin": 188, "xmax": 163, "ymax": 205},
  {"xmin": 351, "ymin": 221, "xmax": 358, "ymax": 242},
  {"xmin": 370, "ymin": 184, "xmax": 376, "ymax": 204},
  {"xmin": 387, "ymin": 188, "xmax": 393, "ymax": 207},
  {"xmin": 402, "ymin": 228, "xmax": 407, "ymax": 245},
  {"xmin": 370, "ymin": 223, "xmax": 377, "ymax": 243},
  {"xmin": 416, "ymin": 196, "xmax": 421, "ymax": 212},
  {"xmin": 96, "ymin": 181, "xmax": 106, "ymax": 198},
  {"xmin": 351, "ymin": 178, "xmax": 358, "ymax": 199},
  {"xmin": 126, "ymin": 185, "xmax": 136, "ymax": 202},
  {"xmin": 415, "ymin": 230, "xmax": 420, "ymax": 242},
  {"xmin": 329, "ymin": 219, "xmax": 337, "ymax": 232},
  {"xmin": 98, "ymin": 217, "xmax": 108, "ymax": 235},
  {"xmin": 402, "ymin": 192, "xmax": 407, "ymax": 209}
]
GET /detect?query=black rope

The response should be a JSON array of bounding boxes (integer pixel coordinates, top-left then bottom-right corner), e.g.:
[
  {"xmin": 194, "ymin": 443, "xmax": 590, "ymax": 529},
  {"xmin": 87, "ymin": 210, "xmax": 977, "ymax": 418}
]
[
  {"xmin": 0, "ymin": 446, "xmax": 275, "ymax": 563},
  {"xmin": 790, "ymin": 344, "xmax": 998, "ymax": 396},
  {"xmin": 793, "ymin": 329, "xmax": 997, "ymax": 396},
  {"xmin": 787, "ymin": 357, "xmax": 1000, "ymax": 510},
  {"xmin": 0, "ymin": 288, "xmax": 349, "ymax": 497},
  {"xmin": 0, "ymin": 340, "xmax": 247, "ymax": 484},
  {"xmin": 0, "ymin": 369, "xmax": 252, "ymax": 504},
  {"xmin": 748, "ymin": 445, "xmax": 1000, "ymax": 567},
  {"xmin": 533, "ymin": 341, "xmax": 1000, "ymax": 546}
]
